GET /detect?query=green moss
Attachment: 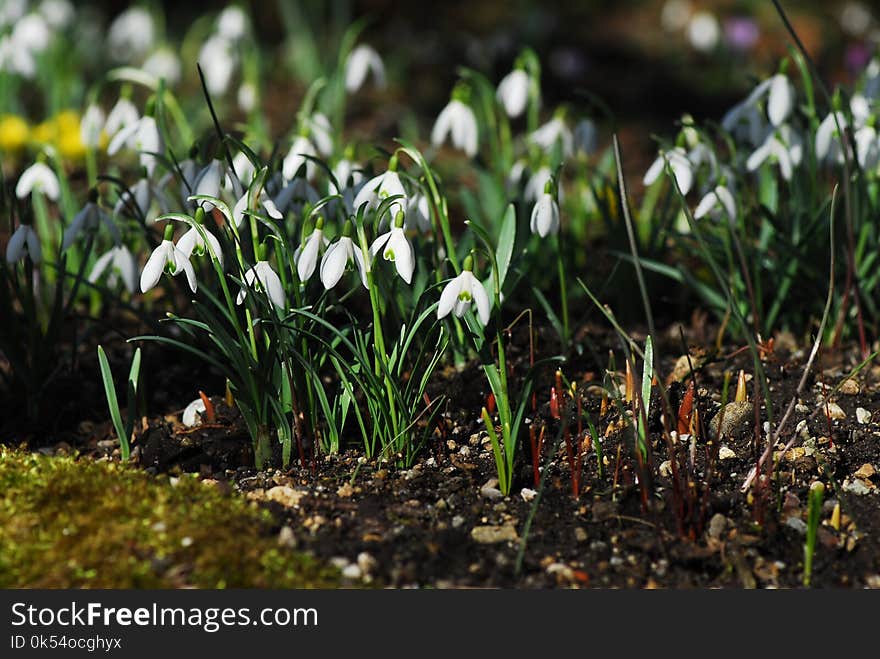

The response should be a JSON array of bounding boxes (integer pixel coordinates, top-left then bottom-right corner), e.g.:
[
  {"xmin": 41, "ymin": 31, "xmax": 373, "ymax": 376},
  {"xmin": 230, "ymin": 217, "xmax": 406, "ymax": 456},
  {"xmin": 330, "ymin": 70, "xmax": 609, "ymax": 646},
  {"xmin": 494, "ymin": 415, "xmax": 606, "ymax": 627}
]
[{"xmin": 0, "ymin": 448, "xmax": 339, "ymax": 588}]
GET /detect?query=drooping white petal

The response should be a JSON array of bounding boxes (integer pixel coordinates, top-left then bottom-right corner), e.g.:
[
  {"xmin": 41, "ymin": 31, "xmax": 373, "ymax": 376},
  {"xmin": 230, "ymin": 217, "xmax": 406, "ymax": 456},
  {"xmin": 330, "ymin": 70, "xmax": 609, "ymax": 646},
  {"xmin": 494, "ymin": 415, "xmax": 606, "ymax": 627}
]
[
  {"xmin": 140, "ymin": 241, "xmax": 173, "ymax": 292},
  {"xmin": 643, "ymin": 155, "xmax": 666, "ymax": 186},
  {"xmin": 193, "ymin": 160, "xmax": 224, "ymax": 207},
  {"xmin": 351, "ymin": 240, "xmax": 370, "ymax": 289},
  {"xmin": 172, "ymin": 246, "xmax": 198, "ymax": 292},
  {"xmin": 694, "ymin": 192, "xmax": 716, "ymax": 219},
  {"xmin": 256, "ymin": 261, "xmax": 285, "ymax": 309},
  {"xmin": 80, "ymin": 104, "xmax": 105, "ymax": 148},
  {"xmin": 114, "ymin": 246, "xmax": 138, "ymax": 294},
  {"xmin": 746, "ymin": 142, "xmax": 771, "ymax": 172},
  {"xmin": 6, "ymin": 225, "xmax": 28, "ymax": 263},
  {"xmin": 407, "ymin": 194, "xmax": 432, "ymax": 233},
  {"xmin": 431, "ymin": 103, "xmax": 455, "ymax": 150},
  {"xmin": 320, "ymin": 239, "xmax": 350, "ymax": 290},
  {"xmin": 16, "ymin": 162, "xmax": 60, "ymax": 200},
  {"xmin": 530, "ymin": 193, "xmax": 559, "ymax": 237},
  {"xmin": 88, "ymin": 249, "xmax": 115, "ymax": 284},
  {"xmin": 496, "ymin": 69, "xmax": 529, "ymax": 118},
  {"xmin": 282, "ymin": 135, "xmax": 317, "ymax": 181},
  {"xmin": 352, "ymin": 173, "xmax": 383, "ymax": 212},
  {"xmin": 767, "ymin": 74, "xmax": 793, "ymax": 126},
  {"xmin": 384, "ymin": 227, "xmax": 414, "ymax": 284},
  {"xmin": 107, "ymin": 120, "xmax": 139, "ymax": 156},
  {"xmin": 437, "ymin": 274, "xmax": 465, "ymax": 320},
  {"xmin": 468, "ymin": 272, "xmax": 491, "ymax": 325},
  {"xmin": 345, "ymin": 45, "xmax": 385, "ymax": 93},
  {"xmin": 815, "ymin": 112, "xmax": 846, "ymax": 160},
  {"xmin": 62, "ymin": 205, "xmax": 89, "ymax": 251},
  {"xmin": 297, "ymin": 229, "xmax": 323, "ymax": 281},
  {"xmin": 24, "ymin": 226, "xmax": 41, "ymax": 263},
  {"xmin": 105, "ymin": 97, "xmax": 139, "ymax": 138}
]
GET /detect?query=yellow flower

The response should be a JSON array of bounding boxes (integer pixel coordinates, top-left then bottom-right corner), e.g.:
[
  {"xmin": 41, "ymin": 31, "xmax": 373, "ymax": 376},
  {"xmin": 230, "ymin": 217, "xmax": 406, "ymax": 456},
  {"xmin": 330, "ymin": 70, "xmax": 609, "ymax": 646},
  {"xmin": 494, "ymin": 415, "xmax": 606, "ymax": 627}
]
[
  {"xmin": 29, "ymin": 111, "xmax": 87, "ymax": 161},
  {"xmin": 0, "ymin": 115, "xmax": 30, "ymax": 152},
  {"xmin": 55, "ymin": 110, "xmax": 86, "ymax": 160}
]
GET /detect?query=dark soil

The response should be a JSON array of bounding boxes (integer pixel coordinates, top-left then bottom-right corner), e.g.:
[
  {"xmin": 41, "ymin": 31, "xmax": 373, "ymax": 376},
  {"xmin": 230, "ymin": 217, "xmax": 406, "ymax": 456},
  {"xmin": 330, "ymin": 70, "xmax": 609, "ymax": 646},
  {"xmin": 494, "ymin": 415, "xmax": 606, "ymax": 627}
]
[{"xmin": 11, "ymin": 318, "xmax": 879, "ymax": 589}]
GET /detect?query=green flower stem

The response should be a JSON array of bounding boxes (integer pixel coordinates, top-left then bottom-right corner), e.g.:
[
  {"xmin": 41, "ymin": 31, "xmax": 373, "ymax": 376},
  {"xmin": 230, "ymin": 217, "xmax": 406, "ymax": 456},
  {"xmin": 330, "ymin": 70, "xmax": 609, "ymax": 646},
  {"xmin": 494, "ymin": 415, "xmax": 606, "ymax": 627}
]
[
  {"xmin": 358, "ymin": 223, "xmax": 401, "ymax": 451},
  {"xmin": 555, "ymin": 234, "xmax": 570, "ymax": 346}
]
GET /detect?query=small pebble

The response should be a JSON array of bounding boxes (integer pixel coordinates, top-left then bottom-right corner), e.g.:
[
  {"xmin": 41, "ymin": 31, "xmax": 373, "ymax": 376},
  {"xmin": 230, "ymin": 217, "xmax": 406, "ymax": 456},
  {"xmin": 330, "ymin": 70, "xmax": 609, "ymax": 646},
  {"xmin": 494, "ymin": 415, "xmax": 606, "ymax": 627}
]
[
  {"xmin": 718, "ymin": 445, "xmax": 737, "ymax": 460},
  {"xmin": 520, "ymin": 488, "xmax": 537, "ymax": 502},
  {"xmin": 856, "ymin": 408, "xmax": 871, "ymax": 424},
  {"xmin": 707, "ymin": 513, "xmax": 727, "ymax": 539},
  {"xmin": 820, "ymin": 401, "xmax": 846, "ymax": 420}
]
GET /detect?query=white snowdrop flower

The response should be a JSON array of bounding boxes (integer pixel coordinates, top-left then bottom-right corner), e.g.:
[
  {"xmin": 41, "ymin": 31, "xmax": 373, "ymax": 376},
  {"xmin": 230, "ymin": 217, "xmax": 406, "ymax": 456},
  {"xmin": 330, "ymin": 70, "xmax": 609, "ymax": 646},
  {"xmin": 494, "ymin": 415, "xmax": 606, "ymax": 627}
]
[
  {"xmin": 406, "ymin": 193, "xmax": 432, "ymax": 233},
  {"xmin": 282, "ymin": 135, "xmax": 317, "ymax": 181},
  {"xmin": 217, "ymin": 5, "xmax": 248, "ymax": 41},
  {"xmin": 12, "ymin": 13, "xmax": 52, "ymax": 54},
  {"xmin": 767, "ymin": 74, "xmax": 794, "ymax": 126},
  {"xmin": 296, "ymin": 218, "xmax": 327, "ymax": 282},
  {"xmin": 63, "ymin": 199, "xmax": 120, "ymax": 250},
  {"xmin": 274, "ymin": 177, "xmax": 319, "ymax": 216},
  {"xmin": 661, "ymin": 0, "xmax": 692, "ymax": 32},
  {"xmin": 0, "ymin": 35, "xmax": 36, "ymax": 77},
  {"xmin": 320, "ymin": 228, "xmax": 369, "ymax": 290},
  {"xmin": 0, "ymin": 0, "xmax": 27, "ymax": 28},
  {"xmin": 232, "ymin": 186, "xmax": 283, "ymax": 229},
  {"xmin": 232, "ymin": 152, "xmax": 256, "ymax": 187},
  {"xmin": 182, "ymin": 398, "xmax": 206, "ymax": 427},
  {"xmin": 747, "ymin": 133, "xmax": 795, "ymax": 181},
  {"xmin": 143, "ymin": 48, "xmax": 181, "ymax": 86},
  {"xmin": 855, "ymin": 125, "xmax": 880, "ymax": 169},
  {"xmin": 687, "ymin": 11, "xmax": 720, "ymax": 52},
  {"xmin": 307, "ymin": 113, "xmax": 334, "ymax": 157},
  {"xmin": 643, "ymin": 147, "xmax": 694, "ymax": 194},
  {"xmin": 524, "ymin": 167, "xmax": 552, "ymax": 202},
  {"xmin": 508, "ymin": 160, "xmax": 528, "ymax": 189},
  {"xmin": 353, "ymin": 161, "xmax": 407, "ymax": 217},
  {"xmin": 496, "ymin": 69, "xmax": 529, "ymax": 118},
  {"xmin": 39, "ymin": 0, "xmax": 74, "ymax": 30},
  {"xmin": 686, "ymin": 141, "xmax": 717, "ymax": 172},
  {"xmin": 80, "ymin": 104, "xmax": 105, "ymax": 149},
  {"xmin": 529, "ymin": 117, "xmax": 573, "ymax": 157},
  {"xmin": 237, "ymin": 260, "xmax": 285, "ymax": 309},
  {"xmin": 574, "ymin": 119, "xmax": 598, "ymax": 156},
  {"xmin": 107, "ymin": 116, "xmax": 162, "ymax": 175},
  {"xmin": 345, "ymin": 44, "xmax": 385, "ymax": 93},
  {"xmin": 432, "ymin": 98, "xmax": 479, "ymax": 158},
  {"xmin": 437, "ymin": 258, "xmax": 490, "ymax": 325},
  {"xmin": 114, "ymin": 178, "xmax": 162, "ymax": 223},
  {"xmin": 198, "ymin": 35, "xmax": 237, "ymax": 96},
  {"xmin": 332, "ymin": 158, "xmax": 363, "ymax": 192},
  {"xmin": 815, "ymin": 112, "xmax": 848, "ymax": 163},
  {"xmin": 529, "ymin": 188, "xmax": 560, "ymax": 238},
  {"xmin": 6, "ymin": 224, "xmax": 41, "ymax": 264},
  {"xmin": 108, "ymin": 7, "xmax": 155, "ymax": 61},
  {"xmin": 192, "ymin": 160, "xmax": 227, "ymax": 210},
  {"xmin": 237, "ymin": 81, "xmax": 257, "ymax": 113},
  {"xmin": 89, "ymin": 244, "xmax": 138, "ymax": 294},
  {"xmin": 140, "ymin": 227, "xmax": 197, "ymax": 293},
  {"xmin": 176, "ymin": 226, "xmax": 224, "ymax": 268},
  {"xmin": 16, "ymin": 162, "xmax": 60, "ymax": 201},
  {"xmin": 722, "ymin": 82, "xmax": 772, "ymax": 146},
  {"xmin": 694, "ymin": 185, "xmax": 736, "ymax": 221},
  {"xmin": 104, "ymin": 98, "xmax": 139, "ymax": 139},
  {"xmin": 370, "ymin": 211, "xmax": 415, "ymax": 284},
  {"xmin": 851, "ymin": 94, "xmax": 871, "ymax": 126}
]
